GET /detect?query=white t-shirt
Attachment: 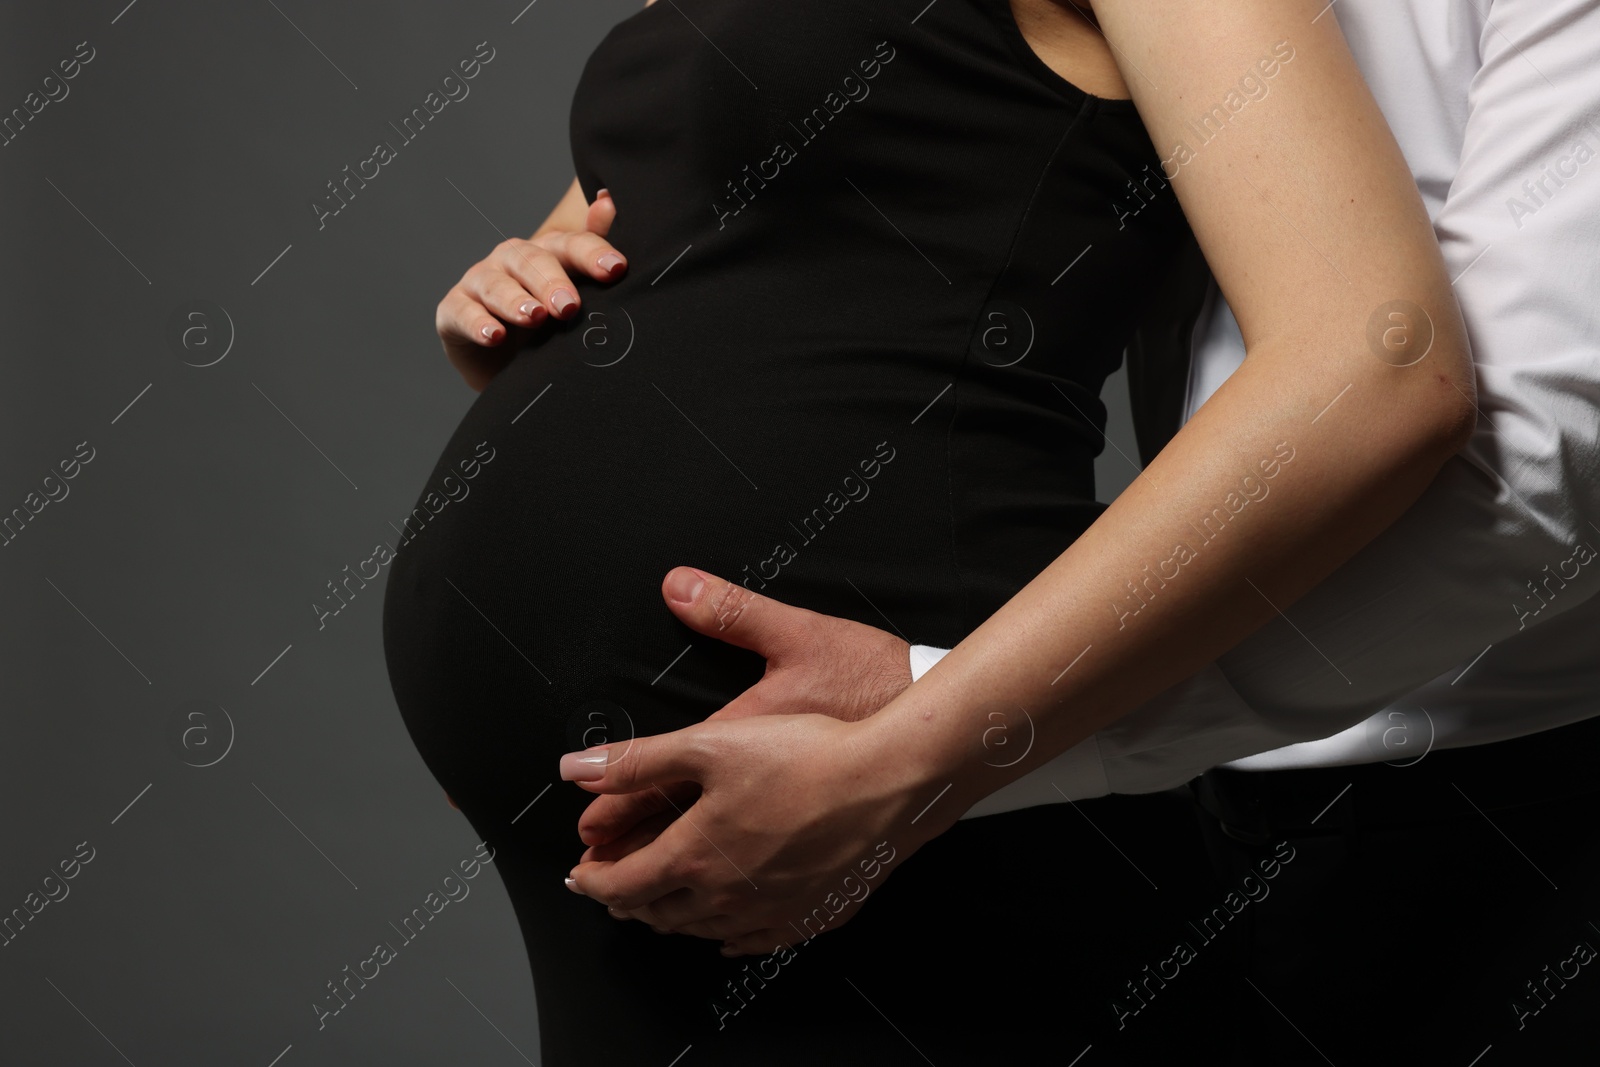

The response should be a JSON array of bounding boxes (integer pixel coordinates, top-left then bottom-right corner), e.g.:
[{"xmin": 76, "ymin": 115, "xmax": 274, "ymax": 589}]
[{"xmin": 942, "ymin": 0, "xmax": 1600, "ymax": 818}]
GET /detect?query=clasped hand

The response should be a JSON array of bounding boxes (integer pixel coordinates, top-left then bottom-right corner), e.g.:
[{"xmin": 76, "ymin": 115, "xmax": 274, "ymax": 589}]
[{"xmin": 561, "ymin": 567, "xmax": 951, "ymax": 956}]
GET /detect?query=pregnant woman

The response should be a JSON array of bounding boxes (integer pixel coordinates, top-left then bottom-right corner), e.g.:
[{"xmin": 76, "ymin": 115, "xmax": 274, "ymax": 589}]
[{"xmin": 383, "ymin": 0, "xmax": 1473, "ymax": 1063}]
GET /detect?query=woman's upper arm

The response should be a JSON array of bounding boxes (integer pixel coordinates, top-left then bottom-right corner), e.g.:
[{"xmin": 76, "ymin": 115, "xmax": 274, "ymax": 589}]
[{"xmin": 1092, "ymin": 0, "xmax": 1475, "ymax": 449}]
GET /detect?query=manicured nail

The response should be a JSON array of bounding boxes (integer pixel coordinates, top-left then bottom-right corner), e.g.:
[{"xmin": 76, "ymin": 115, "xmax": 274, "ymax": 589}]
[
  {"xmin": 598, "ymin": 252, "xmax": 625, "ymax": 273},
  {"xmin": 519, "ymin": 299, "xmax": 541, "ymax": 317},
  {"xmin": 564, "ymin": 876, "xmax": 579, "ymax": 892},
  {"xmin": 720, "ymin": 943, "xmax": 741, "ymax": 957},
  {"xmin": 597, "ymin": 187, "xmax": 611, "ymax": 200},
  {"xmin": 550, "ymin": 289, "xmax": 577, "ymax": 316},
  {"xmin": 480, "ymin": 322, "xmax": 499, "ymax": 341},
  {"xmin": 608, "ymin": 906, "xmax": 631, "ymax": 920},
  {"xmin": 560, "ymin": 747, "xmax": 610, "ymax": 781},
  {"xmin": 665, "ymin": 567, "xmax": 705, "ymax": 605}
]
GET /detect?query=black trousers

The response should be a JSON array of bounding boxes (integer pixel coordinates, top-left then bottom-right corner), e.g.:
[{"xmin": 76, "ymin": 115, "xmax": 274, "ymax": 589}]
[
  {"xmin": 1188, "ymin": 714, "xmax": 1600, "ymax": 1065},
  {"xmin": 471, "ymin": 782, "xmax": 1234, "ymax": 1066},
  {"xmin": 456, "ymin": 714, "xmax": 1600, "ymax": 1065}
]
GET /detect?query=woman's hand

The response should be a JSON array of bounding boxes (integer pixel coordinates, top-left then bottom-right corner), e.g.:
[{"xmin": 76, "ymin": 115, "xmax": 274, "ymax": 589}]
[
  {"xmin": 436, "ymin": 187, "xmax": 627, "ymax": 391},
  {"xmin": 561, "ymin": 713, "xmax": 954, "ymax": 957}
]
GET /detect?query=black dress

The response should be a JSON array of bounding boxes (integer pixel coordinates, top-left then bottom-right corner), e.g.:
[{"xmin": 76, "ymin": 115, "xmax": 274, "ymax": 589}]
[{"xmin": 382, "ymin": 1, "xmax": 1215, "ymax": 1062}]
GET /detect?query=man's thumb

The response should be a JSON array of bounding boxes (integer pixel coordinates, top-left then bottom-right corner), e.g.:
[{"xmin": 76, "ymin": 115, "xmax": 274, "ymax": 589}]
[{"xmin": 661, "ymin": 566, "xmax": 810, "ymax": 659}]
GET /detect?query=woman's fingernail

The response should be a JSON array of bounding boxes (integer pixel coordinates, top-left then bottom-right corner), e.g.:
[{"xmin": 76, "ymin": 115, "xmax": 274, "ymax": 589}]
[
  {"xmin": 719, "ymin": 943, "xmax": 741, "ymax": 957},
  {"xmin": 608, "ymin": 906, "xmax": 631, "ymax": 920},
  {"xmin": 598, "ymin": 252, "xmax": 625, "ymax": 273},
  {"xmin": 564, "ymin": 875, "xmax": 579, "ymax": 892},
  {"xmin": 665, "ymin": 567, "xmax": 705, "ymax": 605},
  {"xmin": 560, "ymin": 747, "xmax": 610, "ymax": 781},
  {"xmin": 550, "ymin": 289, "xmax": 578, "ymax": 316},
  {"xmin": 519, "ymin": 299, "xmax": 541, "ymax": 317},
  {"xmin": 597, "ymin": 187, "xmax": 611, "ymax": 200},
  {"xmin": 480, "ymin": 322, "xmax": 500, "ymax": 341}
]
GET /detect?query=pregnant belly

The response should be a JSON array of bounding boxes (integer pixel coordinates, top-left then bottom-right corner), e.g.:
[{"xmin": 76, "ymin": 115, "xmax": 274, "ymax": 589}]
[{"xmin": 379, "ymin": 316, "xmax": 974, "ymax": 828}]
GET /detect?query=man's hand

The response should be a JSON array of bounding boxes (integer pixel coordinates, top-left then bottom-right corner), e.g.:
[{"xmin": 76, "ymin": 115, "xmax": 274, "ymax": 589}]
[
  {"xmin": 436, "ymin": 188, "xmax": 626, "ymax": 391},
  {"xmin": 561, "ymin": 712, "xmax": 954, "ymax": 956},
  {"xmin": 574, "ymin": 566, "xmax": 912, "ymax": 855}
]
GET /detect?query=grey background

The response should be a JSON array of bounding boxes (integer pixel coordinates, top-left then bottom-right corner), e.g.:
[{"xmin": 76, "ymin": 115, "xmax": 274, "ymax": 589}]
[{"xmin": 0, "ymin": 1, "xmax": 1140, "ymax": 1062}]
